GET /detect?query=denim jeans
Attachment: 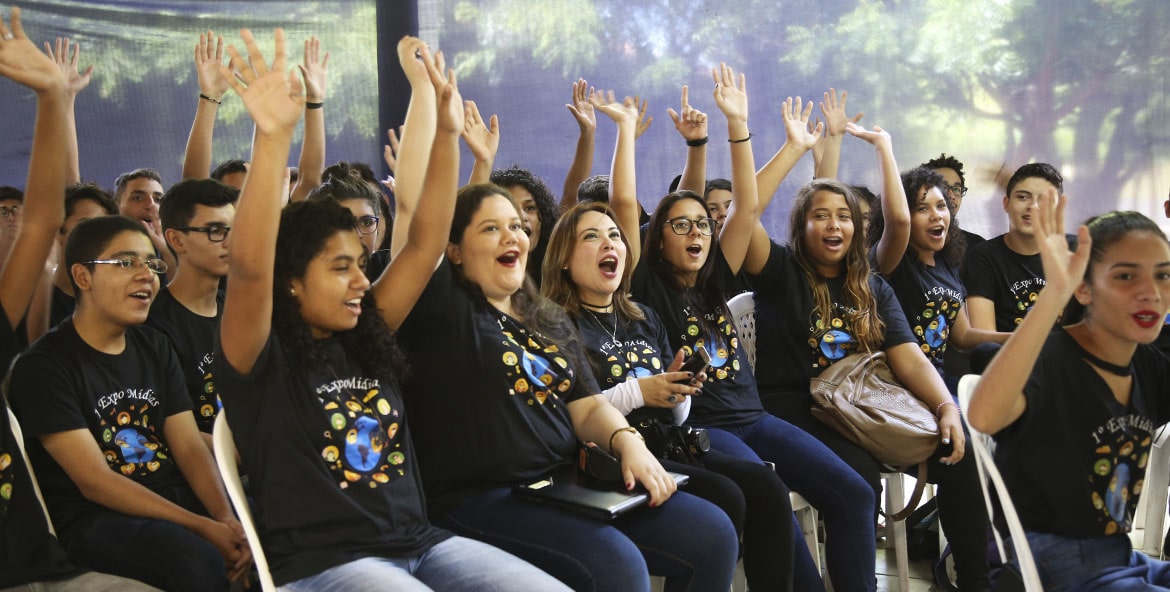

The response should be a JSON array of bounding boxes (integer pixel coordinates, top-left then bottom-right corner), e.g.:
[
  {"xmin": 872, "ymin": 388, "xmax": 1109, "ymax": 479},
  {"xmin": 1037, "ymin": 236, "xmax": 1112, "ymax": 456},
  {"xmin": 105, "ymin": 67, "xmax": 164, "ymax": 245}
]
[
  {"xmin": 701, "ymin": 415, "xmax": 877, "ymax": 592},
  {"xmin": 0, "ymin": 572, "xmax": 161, "ymax": 592},
  {"xmin": 1021, "ymin": 532, "xmax": 1170, "ymax": 591},
  {"xmin": 280, "ymin": 536, "xmax": 569, "ymax": 592},
  {"xmin": 436, "ymin": 487, "xmax": 738, "ymax": 592}
]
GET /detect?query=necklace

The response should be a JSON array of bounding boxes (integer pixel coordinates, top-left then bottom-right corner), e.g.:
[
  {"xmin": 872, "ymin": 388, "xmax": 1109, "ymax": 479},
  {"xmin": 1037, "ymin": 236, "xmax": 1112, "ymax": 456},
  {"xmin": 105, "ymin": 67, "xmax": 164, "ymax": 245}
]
[
  {"xmin": 1081, "ymin": 350, "xmax": 1133, "ymax": 377},
  {"xmin": 585, "ymin": 308, "xmax": 619, "ymax": 344},
  {"xmin": 580, "ymin": 300, "xmax": 615, "ymax": 313}
]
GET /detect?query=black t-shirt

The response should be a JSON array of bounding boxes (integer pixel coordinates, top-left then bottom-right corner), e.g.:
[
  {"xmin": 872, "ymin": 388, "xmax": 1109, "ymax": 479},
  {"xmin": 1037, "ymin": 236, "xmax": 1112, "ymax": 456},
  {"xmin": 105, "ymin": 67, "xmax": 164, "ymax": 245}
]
[
  {"xmin": 994, "ymin": 329, "xmax": 1170, "ymax": 538},
  {"xmin": 749, "ymin": 241, "xmax": 916, "ymax": 398},
  {"xmin": 213, "ymin": 334, "xmax": 448, "ymax": 585},
  {"xmin": 9, "ymin": 320, "xmax": 191, "ymax": 543},
  {"xmin": 145, "ymin": 287, "xmax": 224, "ymax": 434},
  {"xmin": 960, "ymin": 228, "xmax": 985, "ymax": 254},
  {"xmin": 884, "ymin": 256, "xmax": 966, "ymax": 373},
  {"xmin": 574, "ymin": 303, "xmax": 674, "ymax": 427},
  {"xmin": 961, "ymin": 234, "xmax": 1075, "ymax": 332},
  {"xmin": 49, "ymin": 285, "xmax": 75, "ymax": 329},
  {"xmin": 398, "ymin": 261, "xmax": 598, "ymax": 515},
  {"xmin": 365, "ymin": 249, "xmax": 391, "ymax": 284},
  {"xmin": 630, "ymin": 251, "xmax": 765, "ymax": 428},
  {"xmin": 0, "ymin": 302, "xmax": 82, "ymax": 587}
]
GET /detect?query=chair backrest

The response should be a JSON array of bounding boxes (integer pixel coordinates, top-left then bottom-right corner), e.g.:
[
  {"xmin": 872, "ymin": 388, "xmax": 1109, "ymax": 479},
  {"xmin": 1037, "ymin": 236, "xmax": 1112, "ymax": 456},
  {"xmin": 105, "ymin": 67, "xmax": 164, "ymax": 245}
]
[
  {"xmin": 956, "ymin": 374, "xmax": 1043, "ymax": 591},
  {"xmin": 213, "ymin": 412, "xmax": 276, "ymax": 592},
  {"xmin": 726, "ymin": 292, "xmax": 757, "ymax": 370},
  {"xmin": 5, "ymin": 404, "xmax": 55, "ymax": 535}
]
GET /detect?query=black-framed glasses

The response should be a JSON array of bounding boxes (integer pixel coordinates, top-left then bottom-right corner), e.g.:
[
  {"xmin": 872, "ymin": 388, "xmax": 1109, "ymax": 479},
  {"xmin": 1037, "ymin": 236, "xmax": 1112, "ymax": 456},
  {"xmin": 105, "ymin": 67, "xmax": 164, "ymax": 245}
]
[
  {"xmin": 173, "ymin": 224, "xmax": 231, "ymax": 243},
  {"xmin": 83, "ymin": 256, "xmax": 168, "ymax": 275},
  {"xmin": 664, "ymin": 216, "xmax": 716, "ymax": 236},
  {"xmin": 943, "ymin": 184, "xmax": 968, "ymax": 197},
  {"xmin": 356, "ymin": 215, "xmax": 380, "ymax": 235},
  {"xmin": 0, "ymin": 205, "xmax": 21, "ymax": 218}
]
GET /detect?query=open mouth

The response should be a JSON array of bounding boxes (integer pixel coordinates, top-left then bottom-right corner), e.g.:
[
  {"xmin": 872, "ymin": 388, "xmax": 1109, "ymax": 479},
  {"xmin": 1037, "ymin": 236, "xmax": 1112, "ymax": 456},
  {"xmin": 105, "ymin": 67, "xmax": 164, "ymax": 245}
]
[
  {"xmin": 824, "ymin": 236, "xmax": 843, "ymax": 247},
  {"xmin": 927, "ymin": 226, "xmax": 946, "ymax": 239},
  {"xmin": 346, "ymin": 297, "xmax": 363, "ymax": 315},
  {"xmin": 598, "ymin": 255, "xmax": 619, "ymax": 274},
  {"xmin": 685, "ymin": 245, "xmax": 703, "ymax": 256},
  {"xmin": 129, "ymin": 290, "xmax": 153, "ymax": 303},
  {"xmin": 497, "ymin": 251, "xmax": 520, "ymax": 267},
  {"xmin": 1134, "ymin": 311, "xmax": 1160, "ymax": 329}
]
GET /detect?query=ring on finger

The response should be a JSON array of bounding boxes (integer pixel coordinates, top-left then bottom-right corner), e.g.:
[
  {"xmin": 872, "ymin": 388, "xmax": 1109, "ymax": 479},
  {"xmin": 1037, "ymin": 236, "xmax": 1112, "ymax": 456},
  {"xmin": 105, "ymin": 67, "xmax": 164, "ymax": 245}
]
[{"xmin": 667, "ymin": 394, "xmax": 678, "ymax": 404}]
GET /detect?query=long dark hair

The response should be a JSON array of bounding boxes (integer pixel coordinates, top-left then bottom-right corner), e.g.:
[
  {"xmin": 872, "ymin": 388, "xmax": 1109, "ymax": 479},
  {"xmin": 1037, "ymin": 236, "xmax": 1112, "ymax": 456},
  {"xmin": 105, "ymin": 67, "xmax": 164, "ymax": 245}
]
[
  {"xmin": 450, "ymin": 184, "xmax": 579, "ymax": 348},
  {"xmin": 1063, "ymin": 211, "xmax": 1169, "ymax": 324},
  {"xmin": 273, "ymin": 200, "xmax": 407, "ymax": 377},
  {"xmin": 787, "ymin": 179, "xmax": 885, "ymax": 351}
]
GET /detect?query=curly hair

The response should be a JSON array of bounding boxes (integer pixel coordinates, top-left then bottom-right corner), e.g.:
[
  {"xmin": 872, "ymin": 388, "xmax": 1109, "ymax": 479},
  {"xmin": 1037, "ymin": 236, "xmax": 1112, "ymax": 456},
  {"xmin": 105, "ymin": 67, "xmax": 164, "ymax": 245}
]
[
  {"xmin": 921, "ymin": 153, "xmax": 965, "ymax": 187},
  {"xmin": 787, "ymin": 179, "xmax": 885, "ymax": 352},
  {"xmin": 450, "ymin": 184, "xmax": 580, "ymax": 349},
  {"xmin": 490, "ymin": 166, "xmax": 559, "ymax": 278},
  {"xmin": 541, "ymin": 201, "xmax": 644, "ymax": 323},
  {"xmin": 869, "ymin": 167, "xmax": 966, "ymax": 267},
  {"xmin": 273, "ymin": 200, "xmax": 407, "ymax": 378}
]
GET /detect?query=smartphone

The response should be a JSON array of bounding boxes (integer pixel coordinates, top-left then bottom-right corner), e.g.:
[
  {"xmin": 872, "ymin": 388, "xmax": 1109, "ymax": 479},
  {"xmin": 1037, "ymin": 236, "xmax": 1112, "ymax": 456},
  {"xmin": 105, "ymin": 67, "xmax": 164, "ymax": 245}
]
[{"xmin": 674, "ymin": 347, "xmax": 711, "ymax": 384}]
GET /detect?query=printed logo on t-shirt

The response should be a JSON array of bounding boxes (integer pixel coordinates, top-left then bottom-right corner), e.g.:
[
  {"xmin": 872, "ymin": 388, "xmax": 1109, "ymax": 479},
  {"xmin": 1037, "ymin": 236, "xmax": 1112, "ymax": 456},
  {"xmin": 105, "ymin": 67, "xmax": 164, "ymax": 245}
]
[
  {"xmin": 1009, "ymin": 277, "xmax": 1045, "ymax": 326},
  {"xmin": 500, "ymin": 327, "xmax": 574, "ymax": 406},
  {"xmin": 316, "ymin": 376, "xmax": 405, "ymax": 489},
  {"xmin": 1088, "ymin": 413, "xmax": 1154, "ymax": 535},
  {"xmin": 598, "ymin": 338, "xmax": 662, "ymax": 388},
  {"xmin": 679, "ymin": 310, "xmax": 740, "ymax": 382},
  {"xmin": 194, "ymin": 351, "xmax": 222, "ymax": 431},
  {"xmin": 912, "ymin": 286, "xmax": 963, "ymax": 362},
  {"xmin": 809, "ymin": 303, "xmax": 860, "ymax": 368},
  {"xmin": 0, "ymin": 448, "xmax": 13, "ymax": 518},
  {"xmin": 95, "ymin": 389, "xmax": 173, "ymax": 477}
]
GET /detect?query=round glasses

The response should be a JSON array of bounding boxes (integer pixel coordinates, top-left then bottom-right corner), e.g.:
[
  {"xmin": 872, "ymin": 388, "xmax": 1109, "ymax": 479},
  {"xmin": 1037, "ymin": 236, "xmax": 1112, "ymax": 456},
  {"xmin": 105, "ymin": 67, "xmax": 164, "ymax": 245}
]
[
  {"xmin": 0, "ymin": 205, "xmax": 21, "ymax": 218},
  {"xmin": 356, "ymin": 215, "xmax": 380, "ymax": 235},
  {"xmin": 664, "ymin": 216, "xmax": 716, "ymax": 236},
  {"xmin": 943, "ymin": 184, "xmax": 969, "ymax": 197}
]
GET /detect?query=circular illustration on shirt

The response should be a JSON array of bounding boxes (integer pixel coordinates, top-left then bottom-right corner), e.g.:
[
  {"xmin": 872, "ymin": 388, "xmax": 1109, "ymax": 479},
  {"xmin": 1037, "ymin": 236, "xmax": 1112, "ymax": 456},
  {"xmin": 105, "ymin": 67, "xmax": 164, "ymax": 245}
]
[
  {"xmin": 602, "ymin": 344, "xmax": 660, "ymax": 388},
  {"xmin": 1088, "ymin": 427, "xmax": 1148, "ymax": 534},
  {"xmin": 679, "ymin": 312, "xmax": 740, "ymax": 383},
  {"xmin": 317, "ymin": 383, "xmax": 405, "ymax": 490},
  {"xmin": 500, "ymin": 326, "xmax": 573, "ymax": 407},
  {"xmin": 911, "ymin": 296, "xmax": 961, "ymax": 362},
  {"xmin": 0, "ymin": 451, "xmax": 12, "ymax": 518},
  {"xmin": 810, "ymin": 308, "xmax": 860, "ymax": 368},
  {"xmin": 96, "ymin": 401, "xmax": 171, "ymax": 478}
]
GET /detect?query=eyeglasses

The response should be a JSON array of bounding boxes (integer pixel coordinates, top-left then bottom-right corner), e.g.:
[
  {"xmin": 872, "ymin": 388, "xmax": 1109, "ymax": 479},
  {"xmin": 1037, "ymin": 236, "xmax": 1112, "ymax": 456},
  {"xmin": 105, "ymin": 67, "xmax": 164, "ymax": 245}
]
[
  {"xmin": 173, "ymin": 224, "xmax": 231, "ymax": 243},
  {"xmin": 0, "ymin": 205, "xmax": 21, "ymax": 218},
  {"xmin": 356, "ymin": 215, "xmax": 380, "ymax": 235},
  {"xmin": 664, "ymin": 216, "xmax": 716, "ymax": 236},
  {"xmin": 83, "ymin": 256, "xmax": 168, "ymax": 275},
  {"xmin": 943, "ymin": 184, "xmax": 968, "ymax": 197}
]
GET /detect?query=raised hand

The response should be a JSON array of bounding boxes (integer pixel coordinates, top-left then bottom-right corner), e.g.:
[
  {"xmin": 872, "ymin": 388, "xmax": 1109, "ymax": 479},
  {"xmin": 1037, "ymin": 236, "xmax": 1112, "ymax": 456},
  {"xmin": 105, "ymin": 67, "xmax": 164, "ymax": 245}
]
[
  {"xmin": 298, "ymin": 35, "xmax": 329, "ymax": 103},
  {"xmin": 633, "ymin": 95, "xmax": 652, "ymax": 140},
  {"xmin": 666, "ymin": 85, "xmax": 708, "ymax": 141},
  {"xmin": 0, "ymin": 8, "xmax": 66, "ymax": 95},
  {"xmin": 711, "ymin": 63, "xmax": 748, "ymax": 123},
  {"xmin": 845, "ymin": 121, "xmax": 892, "ymax": 151},
  {"xmin": 44, "ymin": 37, "xmax": 91, "ymax": 98},
  {"xmin": 565, "ymin": 78, "xmax": 596, "ymax": 133},
  {"xmin": 396, "ymin": 36, "xmax": 433, "ymax": 88},
  {"xmin": 220, "ymin": 29, "xmax": 304, "ymax": 137},
  {"xmin": 194, "ymin": 31, "xmax": 229, "ymax": 102},
  {"xmin": 460, "ymin": 100, "xmax": 498, "ymax": 161},
  {"xmin": 1034, "ymin": 188, "xmax": 1091, "ymax": 299},
  {"xmin": 382, "ymin": 126, "xmax": 401, "ymax": 192},
  {"xmin": 782, "ymin": 96, "xmax": 820, "ymax": 152},
  {"xmin": 819, "ymin": 88, "xmax": 862, "ymax": 137},
  {"xmin": 589, "ymin": 89, "xmax": 639, "ymax": 126}
]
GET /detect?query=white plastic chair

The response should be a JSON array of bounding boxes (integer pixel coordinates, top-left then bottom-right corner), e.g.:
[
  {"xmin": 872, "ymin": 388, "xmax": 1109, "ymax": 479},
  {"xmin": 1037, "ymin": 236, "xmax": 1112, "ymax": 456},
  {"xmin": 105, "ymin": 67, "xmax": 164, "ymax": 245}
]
[
  {"xmin": 1132, "ymin": 423, "xmax": 1170, "ymax": 558},
  {"xmin": 6, "ymin": 403, "xmax": 55, "ymax": 535},
  {"xmin": 727, "ymin": 291, "xmax": 821, "ymax": 572},
  {"xmin": 956, "ymin": 374, "xmax": 1043, "ymax": 591},
  {"xmin": 212, "ymin": 411, "xmax": 276, "ymax": 592}
]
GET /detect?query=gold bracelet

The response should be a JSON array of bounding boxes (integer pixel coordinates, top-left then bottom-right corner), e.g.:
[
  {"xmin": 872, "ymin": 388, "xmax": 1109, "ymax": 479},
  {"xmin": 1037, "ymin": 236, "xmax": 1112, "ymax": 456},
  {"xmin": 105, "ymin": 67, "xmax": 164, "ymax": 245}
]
[{"xmin": 608, "ymin": 426, "xmax": 643, "ymax": 454}]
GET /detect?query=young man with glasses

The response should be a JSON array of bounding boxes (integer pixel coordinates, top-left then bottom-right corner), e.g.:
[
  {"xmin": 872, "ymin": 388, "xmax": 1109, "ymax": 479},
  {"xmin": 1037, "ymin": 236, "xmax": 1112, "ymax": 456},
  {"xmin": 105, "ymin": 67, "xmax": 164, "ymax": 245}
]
[
  {"xmin": 146, "ymin": 179, "xmax": 238, "ymax": 449},
  {"xmin": 10, "ymin": 214, "xmax": 251, "ymax": 590}
]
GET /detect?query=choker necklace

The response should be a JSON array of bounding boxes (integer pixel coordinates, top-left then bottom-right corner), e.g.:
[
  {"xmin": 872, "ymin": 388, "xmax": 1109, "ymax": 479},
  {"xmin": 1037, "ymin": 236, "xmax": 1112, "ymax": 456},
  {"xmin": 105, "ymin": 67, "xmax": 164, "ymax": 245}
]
[
  {"xmin": 585, "ymin": 308, "xmax": 620, "ymax": 344},
  {"xmin": 580, "ymin": 300, "xmax": 614, "ymax": 313},
  {"xmin": 1076, "ymin": 344, "xmax": 1133, "ymax": 377}
]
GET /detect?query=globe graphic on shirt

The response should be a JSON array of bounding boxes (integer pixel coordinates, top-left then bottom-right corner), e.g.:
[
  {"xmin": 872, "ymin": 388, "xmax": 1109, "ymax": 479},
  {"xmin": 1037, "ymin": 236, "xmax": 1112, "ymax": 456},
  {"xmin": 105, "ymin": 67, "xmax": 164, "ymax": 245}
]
[
  {"xmin": 820, "ymin": 329, "xmax": 853, "ymax": 361},
  {"xmin": 522, "ymin": 351, "xmax": 555, "ymax": 387},
  {"xmin": 344, "ymin": 415, "xmax": 384, "ymax": 472},
  {"xmin": 113, "ymin": 427, "xmax": 155, "ymax": 464}
]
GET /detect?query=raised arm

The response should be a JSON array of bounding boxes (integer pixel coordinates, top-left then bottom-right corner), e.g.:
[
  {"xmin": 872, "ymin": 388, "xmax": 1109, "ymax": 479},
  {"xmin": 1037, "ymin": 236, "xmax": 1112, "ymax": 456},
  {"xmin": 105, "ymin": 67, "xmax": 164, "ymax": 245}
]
[
  {"xmin": 847, "ymin": 122, "xmax": 908, "ymax": 275},
  {"xmin": 45, "ymin": 37, "xmax": 91, "ymax": 185},
  {"xmin": 743, "ymin": 96, "xmax": 819, "ymax": 275},
  {"xmin": 373, "ymin": 46, "xmax": 462, "ymax": 329},
  {"xmin": 590, "ymin": 91, "xmax": 641, "ymax": 265},
  {"xmin": 711, "ymin": 63, "xmax": 758, "ymax": 275},
  {"xmin": 461, "ymin": 99, "xmax": 499, "ymax": 185},
  {"xmin": 388, "ymin": 39, "xmax": 439, "ymax": 259},
  {"xmin": 969, "ymin": 190, "xmax": 1089, "ymax": 435},
  {"xmin": 289, "ymin": 35, "xmax": 329, "ymax": 203},
  {"xmin": 380, "ymin": 126, "xmax": 401, "ymax": 194},
  {"xmin": 560, "ymin": 78, "xmax": 596, "ymax": 209},
  {"xmin": 0, "ymin": 9, "xmax": 69, "ymax": 329},
  {"xmin": 181, "ymin": 31, "xmax": 231, "ymax": 180},
  {"xmin": 218, "ymin": 28, "xmax": 306, "ymax": 375},
  {"xmin": 666, "ymin": 85, "xmax": 708, "ymax": 195},
  {"xmin": 813, "ymin": 88, "xmax": 862, "ymax": 180}
]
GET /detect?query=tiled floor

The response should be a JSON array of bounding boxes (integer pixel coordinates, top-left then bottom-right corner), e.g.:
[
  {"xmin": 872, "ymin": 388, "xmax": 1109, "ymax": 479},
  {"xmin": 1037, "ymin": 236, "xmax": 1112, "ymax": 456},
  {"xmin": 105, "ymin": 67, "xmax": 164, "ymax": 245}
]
[{"xmin": 875, "ymin": 547, "xmax": 942, "ymax": 591}]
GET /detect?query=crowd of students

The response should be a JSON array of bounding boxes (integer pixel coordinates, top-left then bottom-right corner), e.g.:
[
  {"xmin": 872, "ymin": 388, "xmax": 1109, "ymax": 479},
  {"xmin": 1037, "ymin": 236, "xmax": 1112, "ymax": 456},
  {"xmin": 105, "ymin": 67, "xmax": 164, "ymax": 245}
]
[{"xmin": 3, "ymin": 8, "xmax": 1170, "ymax": 592}]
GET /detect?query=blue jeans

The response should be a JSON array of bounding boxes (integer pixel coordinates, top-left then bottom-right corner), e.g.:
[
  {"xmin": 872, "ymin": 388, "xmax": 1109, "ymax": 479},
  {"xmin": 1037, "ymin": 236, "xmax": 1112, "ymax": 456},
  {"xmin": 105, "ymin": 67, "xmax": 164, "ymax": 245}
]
[
  {"xmin": 701, "ymin": 415, "xmax": 877, "ymax": 592},
  {"xmin": 1021, "ymin": 532, "xmax": 1170, "ymax": 591},
  {"xmin": 436, "ymin": 487, "xmax": 738, "ymax": 592},
  {"xmin": 280, "ymin": 536, "xmax": 569, "ymax": 592}
]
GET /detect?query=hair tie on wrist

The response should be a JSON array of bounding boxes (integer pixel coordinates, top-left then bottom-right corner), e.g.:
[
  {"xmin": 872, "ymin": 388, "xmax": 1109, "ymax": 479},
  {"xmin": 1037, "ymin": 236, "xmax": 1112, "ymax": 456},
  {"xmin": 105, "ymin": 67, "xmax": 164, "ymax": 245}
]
[
  {"xmin": 306, "ymin": 101, "xmax": 324, "ymax": 110},
  {"xmin": 199, "ymin": 93, "xmax": 221, "ymax": 105},
  {"xmin": 686, "ymin": 136, "xmax": 708, "ymax": 147},
  {"xmin": 935, "ymin": 401, "xmax": 959, "ymax": 418},
  {"xmin": 728, "ymin": 132, "xmax": 753, "ymax": 144}
]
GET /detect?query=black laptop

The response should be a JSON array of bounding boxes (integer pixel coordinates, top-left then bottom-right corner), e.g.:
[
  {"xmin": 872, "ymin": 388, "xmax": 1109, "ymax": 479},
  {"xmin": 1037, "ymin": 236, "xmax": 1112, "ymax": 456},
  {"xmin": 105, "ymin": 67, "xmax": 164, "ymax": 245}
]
[{"xmin": 514, "ymin": 465, "xmax": 690, "ymax": 520}]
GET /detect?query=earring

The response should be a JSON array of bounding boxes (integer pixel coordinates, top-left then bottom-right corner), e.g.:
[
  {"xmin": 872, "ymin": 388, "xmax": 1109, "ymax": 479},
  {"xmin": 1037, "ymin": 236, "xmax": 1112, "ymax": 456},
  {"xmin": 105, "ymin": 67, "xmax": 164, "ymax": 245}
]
[{"xmin": 289, "ymin": 287, "xmax": 296, "ymax": 296}]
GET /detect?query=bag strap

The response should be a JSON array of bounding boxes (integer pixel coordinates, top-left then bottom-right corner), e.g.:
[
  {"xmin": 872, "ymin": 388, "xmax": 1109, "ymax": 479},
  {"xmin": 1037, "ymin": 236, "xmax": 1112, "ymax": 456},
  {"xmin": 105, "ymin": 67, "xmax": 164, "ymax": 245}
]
[{"xmin": 882, "ymin": 462, "xmax": 929, "ymax": 522}]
